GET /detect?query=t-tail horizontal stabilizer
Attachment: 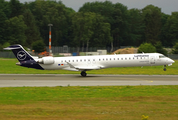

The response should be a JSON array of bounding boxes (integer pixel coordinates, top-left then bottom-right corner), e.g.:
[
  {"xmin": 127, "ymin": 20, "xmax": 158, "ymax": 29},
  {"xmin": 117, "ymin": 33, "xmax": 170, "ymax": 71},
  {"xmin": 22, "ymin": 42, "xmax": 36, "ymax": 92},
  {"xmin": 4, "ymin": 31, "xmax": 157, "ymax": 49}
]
[{"xmin": 4, "ymin": 44, "xmax": 44, "ymax": 70}]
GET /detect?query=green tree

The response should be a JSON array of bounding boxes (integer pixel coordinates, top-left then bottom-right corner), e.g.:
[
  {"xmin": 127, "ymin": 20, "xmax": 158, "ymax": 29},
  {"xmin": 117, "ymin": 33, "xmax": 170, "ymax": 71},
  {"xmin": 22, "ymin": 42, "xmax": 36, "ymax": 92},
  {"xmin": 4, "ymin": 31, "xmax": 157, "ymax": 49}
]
[
  {"xmin": 79, "ymin": 1, "xmax": 130, "ymax": 50},
  {"xmin": 9, "ymin": 0, "xmax": 23, "ymax": 18},
  {"xmin": 5, "ymin": 15, "xmax": 27, "ymax": 45},
  {"xmin": 164, "ymin": 12, "xmax": 178, "ymax": 47},
  {"xmin": 23, "ymin": 8, "xmax": 41, "ymax": 47},
  {"xmin": 0, "ymin": 0, "xmax": 10, "ymax": 44},
  {"xmin": 79, "ymin": 1, "xmax": 114, "ymax": 50},
  {"xmin": 29, "ymin": 0, "xmax": 75, "ymax": 46},
  {"xmin": 71, "ymin": 12, "xmax": 112, "ymax": 51},
  {"xmin": 155, "ymin": 42, "xmax": 168, "ymax": 56},
  {"xmin": 172, "ymin": 43, "xmax": 178, "ymax": 54},
  {"xmin": 32, "ymin": 40, "xmax": 45, "ymax": 53},
  {"xmin": 0, "ymin": 10, "xmax": 7, "ymax": 44},
  {"xmin": 138, "ymin": 43, "xmax": 156, "ymax": 53},
  {"xmin": 142, "ymin": 5, "xmax": 162, "ymax": 45},
  {"xmin": 128, "ymin": 9, "xmax": 145, "ymax": 46},
  {"xmin": 91, "ymin": 19, "xmax": 112, "ymax": 48},
  {"xmin": 0, "ymin": 0, "xmax": 11, "ymax": 18},
  {"xmin": 0, "ymin": 42, "xmax": 10, "ymax": 51},
  {"xmin": 71, "ymin": 12, "xmax": 95, "ymax": 51},
  {"xmin": 112, "ymin": 3, "xmax": 130, "ymax": 47},
  {"xmin": 0, "ymin": 44, "xmax": 3, "ymax": 51},
  {"xmin": 160, "ymin": 13, "xmax": 170, "ymax": 47}
]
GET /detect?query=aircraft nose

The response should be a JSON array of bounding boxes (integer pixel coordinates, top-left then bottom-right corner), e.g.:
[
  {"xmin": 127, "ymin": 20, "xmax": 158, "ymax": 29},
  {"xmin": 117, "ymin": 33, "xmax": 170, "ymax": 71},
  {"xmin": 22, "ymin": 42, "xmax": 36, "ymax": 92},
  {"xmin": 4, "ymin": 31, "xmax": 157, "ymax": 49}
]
[
  {"xmin": 170, "ymin": 59, "xmax": 175, "ymax": 63},
  {"xmin": 167, "ymin": 58, "xmax": 174, "ymax": 66},
  {"xmin": 168, "ymin": 59, "xmax": 175, "ymax": 64}
]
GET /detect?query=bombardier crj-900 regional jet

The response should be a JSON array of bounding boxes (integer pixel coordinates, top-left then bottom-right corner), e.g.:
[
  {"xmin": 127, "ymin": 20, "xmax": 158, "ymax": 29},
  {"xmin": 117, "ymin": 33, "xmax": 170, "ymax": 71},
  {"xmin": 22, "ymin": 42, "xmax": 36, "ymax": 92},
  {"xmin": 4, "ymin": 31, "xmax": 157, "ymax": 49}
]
[{"xmin": 4, "ymin": 44, "xmax": 175, "ymax": 77}]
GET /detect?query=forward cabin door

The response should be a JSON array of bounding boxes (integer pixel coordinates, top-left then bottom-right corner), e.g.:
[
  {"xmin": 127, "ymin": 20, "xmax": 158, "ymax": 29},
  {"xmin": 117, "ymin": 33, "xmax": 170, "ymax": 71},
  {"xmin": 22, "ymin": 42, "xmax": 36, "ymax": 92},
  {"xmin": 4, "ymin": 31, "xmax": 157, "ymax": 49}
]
[{"xmin": 150, "ymin": 55, "xmax": 155, "ymax": 64}]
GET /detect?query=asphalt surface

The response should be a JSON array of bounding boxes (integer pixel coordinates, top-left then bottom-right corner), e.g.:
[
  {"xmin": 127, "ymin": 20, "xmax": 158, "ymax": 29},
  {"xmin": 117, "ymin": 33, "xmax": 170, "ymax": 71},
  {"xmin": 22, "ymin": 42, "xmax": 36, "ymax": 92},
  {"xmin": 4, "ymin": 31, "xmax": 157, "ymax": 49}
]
[{"xmin": 0, "ymin": 74, "xmax": 178, "ymax": 87}]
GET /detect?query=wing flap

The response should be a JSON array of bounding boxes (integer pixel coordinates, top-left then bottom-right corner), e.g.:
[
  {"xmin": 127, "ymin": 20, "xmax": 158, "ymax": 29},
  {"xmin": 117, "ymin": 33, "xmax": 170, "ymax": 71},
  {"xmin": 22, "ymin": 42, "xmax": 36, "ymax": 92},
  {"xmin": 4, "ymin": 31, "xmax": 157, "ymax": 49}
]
[{"xmin": 66, "ymin": 62, "xmax": 103, "ymax": 71}]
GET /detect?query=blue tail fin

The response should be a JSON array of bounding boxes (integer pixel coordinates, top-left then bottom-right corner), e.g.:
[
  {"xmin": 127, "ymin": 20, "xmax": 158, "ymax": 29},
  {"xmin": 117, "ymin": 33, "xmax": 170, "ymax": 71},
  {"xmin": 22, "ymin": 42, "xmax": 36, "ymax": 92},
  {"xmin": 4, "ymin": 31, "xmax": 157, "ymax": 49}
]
[{"xmin": 4, "ymin": 44, "xmax": 44, "ymax": 70}]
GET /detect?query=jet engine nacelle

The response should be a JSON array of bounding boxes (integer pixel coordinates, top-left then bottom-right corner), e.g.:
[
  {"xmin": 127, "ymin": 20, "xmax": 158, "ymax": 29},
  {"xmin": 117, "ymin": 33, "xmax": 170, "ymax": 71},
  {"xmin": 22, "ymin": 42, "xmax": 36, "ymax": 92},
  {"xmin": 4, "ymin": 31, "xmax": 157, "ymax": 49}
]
[{"xmin": 37, "ymin": 57, "xmax": 54, "ymax": 65}]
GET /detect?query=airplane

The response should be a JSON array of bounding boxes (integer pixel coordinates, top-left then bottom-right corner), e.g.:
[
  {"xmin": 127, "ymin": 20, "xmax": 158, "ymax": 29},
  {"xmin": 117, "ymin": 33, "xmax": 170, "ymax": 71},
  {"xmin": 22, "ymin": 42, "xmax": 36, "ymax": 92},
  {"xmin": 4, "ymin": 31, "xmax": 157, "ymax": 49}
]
[{"xmin": 4, "ymin": 44, "xmax": 175, "ymax": 77}]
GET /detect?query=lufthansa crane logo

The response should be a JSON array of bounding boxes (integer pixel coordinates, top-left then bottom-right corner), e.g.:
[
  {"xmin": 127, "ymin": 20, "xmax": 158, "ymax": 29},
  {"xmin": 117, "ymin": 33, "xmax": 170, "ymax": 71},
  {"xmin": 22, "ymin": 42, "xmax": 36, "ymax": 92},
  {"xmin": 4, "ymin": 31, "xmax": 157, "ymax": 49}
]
[{"xmin": 17, "ymin": 51, "xmax": 27, "ymax": 60}]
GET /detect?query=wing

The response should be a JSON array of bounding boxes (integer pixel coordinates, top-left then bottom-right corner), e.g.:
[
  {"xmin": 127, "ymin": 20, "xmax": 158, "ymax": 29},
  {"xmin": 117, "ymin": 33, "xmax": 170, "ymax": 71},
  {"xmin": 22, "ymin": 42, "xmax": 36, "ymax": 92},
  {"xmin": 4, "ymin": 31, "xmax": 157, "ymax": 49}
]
[{"xmin": 66, "ymin": 62, "xmax": 103, "ymax": 71}]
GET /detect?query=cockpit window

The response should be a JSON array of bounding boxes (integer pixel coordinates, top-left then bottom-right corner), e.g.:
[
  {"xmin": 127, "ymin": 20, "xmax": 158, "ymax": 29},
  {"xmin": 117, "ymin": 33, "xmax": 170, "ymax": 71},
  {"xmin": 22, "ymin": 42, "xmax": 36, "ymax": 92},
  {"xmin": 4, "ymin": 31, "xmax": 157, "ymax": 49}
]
[{"xmin": 159, "ymin": 55, "xmax": 166, "ymax": 58}]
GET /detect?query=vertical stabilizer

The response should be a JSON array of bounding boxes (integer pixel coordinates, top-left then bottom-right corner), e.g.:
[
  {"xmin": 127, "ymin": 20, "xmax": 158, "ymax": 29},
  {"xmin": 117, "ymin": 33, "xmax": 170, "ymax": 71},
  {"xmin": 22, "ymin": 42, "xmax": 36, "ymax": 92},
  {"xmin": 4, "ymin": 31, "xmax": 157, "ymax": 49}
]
[
  {"xmin": 4, "ymin": 44, "xmax": 44, "ymax": 70},
  {"xmin": 4, "ymin": 44, "xmax": 34, "ymax": 62}
]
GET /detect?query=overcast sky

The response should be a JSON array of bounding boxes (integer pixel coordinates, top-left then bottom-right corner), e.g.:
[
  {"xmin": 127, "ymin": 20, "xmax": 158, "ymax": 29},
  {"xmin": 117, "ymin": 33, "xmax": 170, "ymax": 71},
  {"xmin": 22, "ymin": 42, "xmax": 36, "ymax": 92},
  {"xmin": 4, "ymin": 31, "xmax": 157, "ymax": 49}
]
[{"xmin": 20, "ymin": 0, "xmax": 178, "ymax": 15}]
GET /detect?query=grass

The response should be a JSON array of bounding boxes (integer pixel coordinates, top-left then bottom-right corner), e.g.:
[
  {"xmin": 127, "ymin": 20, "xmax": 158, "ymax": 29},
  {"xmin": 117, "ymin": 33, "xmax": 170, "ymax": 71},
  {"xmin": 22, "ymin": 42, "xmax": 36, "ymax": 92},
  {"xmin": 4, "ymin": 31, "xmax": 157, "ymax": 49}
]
[
  {"xmin": 0, "ymin": 86, "xmax": 178, "ymax": 120},
  {"xmin": 0, "ymin": 58, "xmax": 178, "ymax": 75}
]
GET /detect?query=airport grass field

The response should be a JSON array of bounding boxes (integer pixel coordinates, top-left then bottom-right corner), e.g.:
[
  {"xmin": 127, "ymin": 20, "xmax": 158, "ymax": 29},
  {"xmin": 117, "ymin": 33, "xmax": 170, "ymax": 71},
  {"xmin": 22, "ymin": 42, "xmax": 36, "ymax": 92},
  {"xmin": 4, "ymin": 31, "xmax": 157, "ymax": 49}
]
[
  {"xmin": 0, "ymin": 58, "xmax": 178, "ymax": 120},
  {"xmin": 0, "ymin": 86, "xmax": 178, "ymax": 120}
]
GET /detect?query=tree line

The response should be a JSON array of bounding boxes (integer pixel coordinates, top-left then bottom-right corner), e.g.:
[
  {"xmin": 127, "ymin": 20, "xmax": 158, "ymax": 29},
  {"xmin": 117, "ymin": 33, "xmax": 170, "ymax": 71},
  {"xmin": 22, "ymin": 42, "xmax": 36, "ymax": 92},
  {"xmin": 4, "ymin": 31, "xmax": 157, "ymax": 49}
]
[{"xmin": 0, "ymin": 0, "xmax": 178, "ymax": 53}]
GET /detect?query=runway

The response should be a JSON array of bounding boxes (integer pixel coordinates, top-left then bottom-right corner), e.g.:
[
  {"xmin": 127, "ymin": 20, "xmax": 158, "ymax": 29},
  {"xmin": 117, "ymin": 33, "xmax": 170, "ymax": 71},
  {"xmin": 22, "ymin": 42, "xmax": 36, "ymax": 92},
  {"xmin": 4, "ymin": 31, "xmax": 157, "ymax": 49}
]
[{"xmin": 0, "ymin": 74, "xmax": 178, "ymax": 87}]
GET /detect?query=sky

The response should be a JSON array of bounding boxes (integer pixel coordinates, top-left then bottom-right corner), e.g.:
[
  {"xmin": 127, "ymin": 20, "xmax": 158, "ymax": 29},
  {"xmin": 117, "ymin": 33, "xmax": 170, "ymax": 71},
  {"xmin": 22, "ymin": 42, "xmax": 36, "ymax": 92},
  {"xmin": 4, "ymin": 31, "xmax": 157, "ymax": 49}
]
[{"xmin": 20, "ymin": 0, "xmax": 178, "ymax": 15}]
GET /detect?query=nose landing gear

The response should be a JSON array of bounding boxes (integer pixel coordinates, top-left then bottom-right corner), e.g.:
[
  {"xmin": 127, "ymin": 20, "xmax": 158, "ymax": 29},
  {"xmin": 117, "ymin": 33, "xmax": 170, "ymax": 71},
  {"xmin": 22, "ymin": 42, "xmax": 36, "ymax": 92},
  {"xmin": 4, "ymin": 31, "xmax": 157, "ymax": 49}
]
[{"xmin": 163, "ymin": 65, "xmax": 166, "ymax": 71}]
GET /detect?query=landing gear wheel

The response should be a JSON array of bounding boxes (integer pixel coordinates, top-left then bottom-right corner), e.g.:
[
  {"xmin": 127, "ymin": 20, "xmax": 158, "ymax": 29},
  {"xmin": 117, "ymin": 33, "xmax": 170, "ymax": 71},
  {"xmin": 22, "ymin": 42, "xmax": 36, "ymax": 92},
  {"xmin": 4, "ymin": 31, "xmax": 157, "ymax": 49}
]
[
  {"xmin": 81, "ymin": 71, "xmax": 87, "ymax": 77},
  {"xmin": 163, "ymin": 65, "xmax": 166, "ymax": 71}
]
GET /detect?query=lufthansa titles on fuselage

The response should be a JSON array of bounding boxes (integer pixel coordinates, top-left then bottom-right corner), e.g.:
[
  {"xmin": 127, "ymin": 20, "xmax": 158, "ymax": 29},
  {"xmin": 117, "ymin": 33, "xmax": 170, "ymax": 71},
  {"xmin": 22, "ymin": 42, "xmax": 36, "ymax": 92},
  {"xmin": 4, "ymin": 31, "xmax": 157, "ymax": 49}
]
[{"xmin": 134, "ymin": 55, "xmax": 149, "ymax": 57}]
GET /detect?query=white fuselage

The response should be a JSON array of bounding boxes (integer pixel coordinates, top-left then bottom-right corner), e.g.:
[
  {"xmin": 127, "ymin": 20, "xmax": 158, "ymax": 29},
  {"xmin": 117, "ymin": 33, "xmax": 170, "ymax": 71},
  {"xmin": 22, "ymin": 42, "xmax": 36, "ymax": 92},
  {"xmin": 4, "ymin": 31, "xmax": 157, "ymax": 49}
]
[{"xmin": 38, "ymin": 53, "xmax": 174, "ymax": 71}]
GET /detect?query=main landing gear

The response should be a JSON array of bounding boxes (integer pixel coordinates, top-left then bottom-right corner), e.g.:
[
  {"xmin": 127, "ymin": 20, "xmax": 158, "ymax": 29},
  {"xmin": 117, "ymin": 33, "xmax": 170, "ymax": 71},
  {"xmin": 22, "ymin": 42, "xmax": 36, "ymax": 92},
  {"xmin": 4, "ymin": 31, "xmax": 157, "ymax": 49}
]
[
  {"xmin": 163, "ymin": 65, "xmax": 166, "ymax": 71},
  {"xmin": 81, "ymin": 71, "xmax": 87, "ymax": 77}
]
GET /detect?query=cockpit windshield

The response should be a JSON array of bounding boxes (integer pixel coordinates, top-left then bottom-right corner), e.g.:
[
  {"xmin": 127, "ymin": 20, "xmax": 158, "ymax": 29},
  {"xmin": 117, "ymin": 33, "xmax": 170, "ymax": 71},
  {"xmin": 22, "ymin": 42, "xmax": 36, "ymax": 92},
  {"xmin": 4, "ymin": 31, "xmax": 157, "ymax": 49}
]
[{"xmin": 159, "ymin": 55, "xmax": 166, "ymax": 58}]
